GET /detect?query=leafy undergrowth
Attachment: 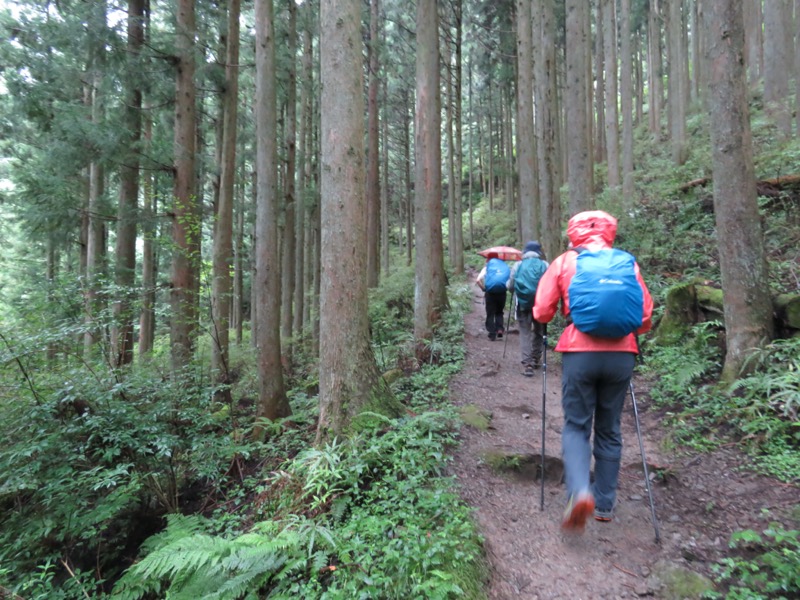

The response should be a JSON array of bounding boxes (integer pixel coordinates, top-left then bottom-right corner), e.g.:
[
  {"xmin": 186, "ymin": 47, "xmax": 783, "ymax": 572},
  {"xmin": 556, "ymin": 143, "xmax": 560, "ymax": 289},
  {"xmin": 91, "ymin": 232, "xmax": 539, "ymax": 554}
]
[
  {"xmin": 704, "ymin": 523, "xmax": 800, "ymax": 600},
  {"xmin": 0, "ymin": 275, "xmax": 487, "ymax": 599}
]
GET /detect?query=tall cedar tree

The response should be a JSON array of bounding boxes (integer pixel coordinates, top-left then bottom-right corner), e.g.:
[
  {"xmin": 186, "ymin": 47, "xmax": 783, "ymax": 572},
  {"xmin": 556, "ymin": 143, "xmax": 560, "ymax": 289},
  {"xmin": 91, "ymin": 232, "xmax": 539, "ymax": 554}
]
[
  {"xmin": 254, "ymin": 0, "xmax": 291, "ymax": 423},
  {"xmin": 413, "ymin": 0, "xmax": 449, "ymax": 357},
  {"xmin": 316, "ymin": 0, "xmax": 402, "ymax": 443},
  {"xmin": 704, "ymin": 0, "xmax": 774, "ymax": 382},
  {"xmin": 170, "ymin": 0, "xmax": 199, "ymax": 370}
]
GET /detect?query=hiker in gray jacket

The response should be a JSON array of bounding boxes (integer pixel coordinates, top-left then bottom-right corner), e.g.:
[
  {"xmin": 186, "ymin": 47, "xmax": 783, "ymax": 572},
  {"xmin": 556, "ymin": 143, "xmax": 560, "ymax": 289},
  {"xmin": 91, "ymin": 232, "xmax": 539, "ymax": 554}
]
[{"xmin": 507, "ymin": 241, "xmax": 548, "ymax": 377}]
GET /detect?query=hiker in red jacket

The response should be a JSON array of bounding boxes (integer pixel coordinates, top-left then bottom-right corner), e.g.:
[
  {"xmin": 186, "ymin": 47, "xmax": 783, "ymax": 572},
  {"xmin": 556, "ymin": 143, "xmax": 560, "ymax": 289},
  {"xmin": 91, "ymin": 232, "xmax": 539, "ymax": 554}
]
[{"xmin": 534, "ymin": 210, "xmax": 654, "ymax": 531}]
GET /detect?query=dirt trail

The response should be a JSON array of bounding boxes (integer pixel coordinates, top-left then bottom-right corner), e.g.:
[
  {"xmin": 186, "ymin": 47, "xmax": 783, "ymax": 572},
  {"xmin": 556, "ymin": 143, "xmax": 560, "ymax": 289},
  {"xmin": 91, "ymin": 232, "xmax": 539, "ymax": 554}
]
[{"xmin": 449, "ymin": 280, "xmax": 798, "ymax": 599}]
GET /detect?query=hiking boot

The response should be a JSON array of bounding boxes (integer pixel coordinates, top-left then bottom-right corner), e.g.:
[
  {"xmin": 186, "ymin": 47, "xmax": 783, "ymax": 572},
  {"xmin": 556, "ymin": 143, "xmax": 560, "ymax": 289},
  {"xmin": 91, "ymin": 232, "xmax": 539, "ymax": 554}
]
[
  {"xmin": 488, "ymin": 332, "xmax": 496, "ymax": 341},
  {"xmin": 561, "ymin": 491, "xmax": 595, "ymax": 532},
  {"xmin": 497, "ymin": 330, "xmax": 504, "ymax": 338},
  {"xmin": 594, "ymin": 507, "xmax": 614, "ymax": 522},
  {"xmin": 523, "ymin": 365, "xmax": 535, "ymax": 377}
]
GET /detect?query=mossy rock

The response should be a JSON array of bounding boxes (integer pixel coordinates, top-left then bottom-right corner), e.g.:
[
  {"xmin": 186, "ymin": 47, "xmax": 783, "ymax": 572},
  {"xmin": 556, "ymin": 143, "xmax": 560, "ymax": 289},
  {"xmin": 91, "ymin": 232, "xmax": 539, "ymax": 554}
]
[
  {"xmin": 695, "ymin": 285, "xmax": 723, "ymax": 315},
  {"xmin": 653, "ymin": 281, "xmax": 700, "ymax": 345},
  {"xmin": 460, "ymin": 404, "xmax": 492, "ymax": 430},
  {"xmin": 382, "ymin": 368, "xmax": 404, "ymax": 385},
  {"xmin": 646, "ymin": 560, "xmax": 715, "ymax": 599}
]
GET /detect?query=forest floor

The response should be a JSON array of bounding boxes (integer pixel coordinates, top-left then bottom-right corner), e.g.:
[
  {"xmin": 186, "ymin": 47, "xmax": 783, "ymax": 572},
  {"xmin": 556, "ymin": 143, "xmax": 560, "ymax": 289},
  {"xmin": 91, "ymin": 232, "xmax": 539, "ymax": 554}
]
[{"xmin": 448, "ymin": 275, "xmax": 799, "ymax": 599}]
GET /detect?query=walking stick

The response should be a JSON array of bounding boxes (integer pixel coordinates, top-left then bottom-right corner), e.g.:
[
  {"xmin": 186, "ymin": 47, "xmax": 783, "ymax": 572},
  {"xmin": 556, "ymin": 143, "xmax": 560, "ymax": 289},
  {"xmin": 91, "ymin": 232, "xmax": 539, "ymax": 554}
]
[
  {"xmin": 540, "ymin": 324, "xmax": 547, "ymax": 511},
  {"xmin": 629, "ymin": 381, "xmax": 661, "ymax": 543},
  {"xmin": 502, "ymin": 293, "xmax": 514, "ymax": 358}
]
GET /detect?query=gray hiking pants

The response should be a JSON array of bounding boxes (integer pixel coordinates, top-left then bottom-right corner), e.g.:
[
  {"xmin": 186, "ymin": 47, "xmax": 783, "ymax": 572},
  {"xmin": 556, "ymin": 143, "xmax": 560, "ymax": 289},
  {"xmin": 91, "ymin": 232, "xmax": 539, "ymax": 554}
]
[
  {"xmin": 561, "ymin": 351, "xmax": 635, "ymax": 512},
  {"xmin": 516, "ymin": 307, "xmax": 545, "ymax": 367}
]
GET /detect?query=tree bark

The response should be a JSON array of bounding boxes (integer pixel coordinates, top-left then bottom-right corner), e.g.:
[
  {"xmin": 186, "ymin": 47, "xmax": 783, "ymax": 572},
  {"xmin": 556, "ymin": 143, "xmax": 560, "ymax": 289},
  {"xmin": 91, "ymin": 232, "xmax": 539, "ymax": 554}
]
[
  {"xmin": 139, "ymin": 112, "xmax": 156, "ymax": 357},
  {"xmin": 452, "ymin": 0, "xmax": 465, "ymax": 274},
  {"xmin": 254, "ymin": 0, "xmax": 290, "ymax": 424},
  {"xmin": 620, "ymin": 0, "xmax": 635, "ymax": 201},
  {"xmin": 603, "ymin": 0, "xmax": 620, "ymax": 188},
  {"xmin": 565, "ymin": 0, "xmax": 593, "ymax": 213},
  {"xmin": 366, "ymin": 0, "xmax": 381, "ymax": 288},
  {"xmin": 743, "ymin": 1, "xmax": 763, "ymax": 87},
  {"xmin": 594, "ymin": 0, "xmax": 606, "ymax": 164},
  {"xmin": 413, "ymin": 0, "xmax": 449, "ymax": 357},
  {"xmin": 667, "ymin": 0, "xmax": 688, "ymax": 164},
  {"xmin": 280, "ymin": 0, "xmax": 298, "ymax": 352},
  {"xmin": 704, "ymin": 0, "xmax": 774, "ymax": 382},
  {"xmin": 516, "ymin": 0, "xmax": 538, "ymax": 242},
  {"xmin": 111, "ymin": 0, "xmax": 143, "ymax": 368},
  {"xmin": 535, "ymin": 0, "xmax": 562, "ymax": 260},
  {"xmin": 763, "ymin": 0, "xmax": 793, "ymax": 136},
  {"xmin": 316, "ymin": 0, "xmax": 402, "ymax": 444},
  {"xmin": 211, "ymin": 0, "xmax": 241, "ymax": 386},
  {"xmin": 648, "ymin": 0, "xmax": 663, "ymax": 135},
  {"xmin": 294, "ymin": 9, "xmax": 313, "ymax": 339},
  {"xmin": 170, "ymin": 0, "xmax": 199, "ymax": 370}
]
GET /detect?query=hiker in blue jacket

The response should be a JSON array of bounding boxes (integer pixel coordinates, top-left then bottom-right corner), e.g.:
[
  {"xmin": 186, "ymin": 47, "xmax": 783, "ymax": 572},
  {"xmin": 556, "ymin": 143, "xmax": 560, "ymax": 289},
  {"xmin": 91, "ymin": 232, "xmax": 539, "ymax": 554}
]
[
  {"xmin": 507, "ymin": 241, "xmax": 548, "ymax": 376},
  {"xmin": 476, "ymin": 256, "xmax": 510, "ymax": 341}
]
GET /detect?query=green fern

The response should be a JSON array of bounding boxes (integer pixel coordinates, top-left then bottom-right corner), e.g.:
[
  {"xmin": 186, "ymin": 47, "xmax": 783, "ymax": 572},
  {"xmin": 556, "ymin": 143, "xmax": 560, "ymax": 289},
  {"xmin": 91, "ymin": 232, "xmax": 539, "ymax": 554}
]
[{"xmin": 114, "ymin": 517, "xmax": 314, "ymax": 599}]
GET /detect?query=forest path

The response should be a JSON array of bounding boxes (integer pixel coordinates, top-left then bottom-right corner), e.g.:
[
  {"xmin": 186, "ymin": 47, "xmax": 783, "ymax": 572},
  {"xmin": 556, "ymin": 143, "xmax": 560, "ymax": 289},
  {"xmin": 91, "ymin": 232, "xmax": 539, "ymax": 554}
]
[{"xmin": 448, "ymin": 277, "xmax": 798, "ymax": 599}]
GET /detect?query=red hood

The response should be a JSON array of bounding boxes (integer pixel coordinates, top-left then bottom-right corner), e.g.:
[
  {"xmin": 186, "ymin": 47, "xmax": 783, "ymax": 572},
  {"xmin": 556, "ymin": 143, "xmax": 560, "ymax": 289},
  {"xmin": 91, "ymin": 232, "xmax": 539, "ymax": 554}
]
[{"xmin": 566, "ymin": 210, "xmax": 617, "ymax": 249}]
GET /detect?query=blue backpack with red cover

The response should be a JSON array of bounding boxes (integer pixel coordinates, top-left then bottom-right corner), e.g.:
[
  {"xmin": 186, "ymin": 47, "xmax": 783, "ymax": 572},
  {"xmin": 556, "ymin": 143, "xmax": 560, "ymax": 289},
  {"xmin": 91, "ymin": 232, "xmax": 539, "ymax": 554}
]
[
  {"xmin": 484, "ymin": 258, "xmax": 510, "ymax": 292},
  {"xmin": 567, "ymin": 247, "xmax": 643, "ymax": 338}
]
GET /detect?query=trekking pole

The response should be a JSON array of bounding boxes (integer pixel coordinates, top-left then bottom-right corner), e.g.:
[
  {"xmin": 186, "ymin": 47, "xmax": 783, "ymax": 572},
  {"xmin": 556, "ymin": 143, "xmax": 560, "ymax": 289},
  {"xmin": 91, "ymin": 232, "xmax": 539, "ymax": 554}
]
[
  {"xmin": 502, "ymin": 293, "xmax": 514, "ymax": 358},
  {"xmin": 629, "ymin": 381, "xmax": 661, "ymax": 544},
  {"xmin": 540, "ymin": 324, "xmax": 547, "ymax": 511}
]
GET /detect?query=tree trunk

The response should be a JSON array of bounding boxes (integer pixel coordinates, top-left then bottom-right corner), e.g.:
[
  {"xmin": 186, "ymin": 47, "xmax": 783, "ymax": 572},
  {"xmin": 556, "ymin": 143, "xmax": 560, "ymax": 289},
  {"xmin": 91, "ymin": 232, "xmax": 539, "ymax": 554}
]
[
  {"xmin": 366, "ymin": 0, "xmax": 381, "ymax": 288},
  {"xmin": 467, "ymin": 56, "xmax": 475, "ymax": 248},
  {"xmin": 452, "ymin": 0, "xmax": 465, "ymax": 274},
  {"xmin": 381, "ymin": 77, "xmax": 390, "ymax": 276},
  {"xmin": 535, "ymin": 0, "xmax": 562, "ymax": 260},
  {"xmin": 796, "ymin": 0, "xmax": 800, "ymax": 138},
  {"xmin": 516, "ymin": 0, "xmax": 538, "ymax": 242},
  {"xmin": 280, "ymin": 0, "xmax": 298, "ymax": 350},
  {"xmin": 763, "ymin": 0, "xmax": 793, "ymax": 136},
  {"xmin": 233, "ymin": 181, "xmax": 244, "ymax": 345},
  {"xmin": 211, "ymin": 0, "xmax": 240, "ymax": 386},
  {"xmin": 294, "ymin": 11, "xmax": 313, "ymax": 339},
  {"xmin": 111, "ymin": 0, "xmax": 144, "ymax": 366},
  {"xmin": 648, "ymin": 0, "xmax": 663, "ymax": 135},
  {"xmin": 594, "ymin": 0, "xmax": 606, "ymax": 164},
  {"xmin": 317, "ymin": 0, "xmax": 402, "ymax": 444},
  {"xmin": 170, "ymin": 0, "xmax": 199, "ymax": 370},
  {"xmin": 667, "ymin": 0, "xmax": 688, "ymax": 164},
  {"xmin": 413, "ymin": 0, "xmax": 449, "ymax": 357},
  {"xmin": 603, "ymin": 0, "xmax": 620, "ymax": 188},
  {"xmin": 254, "ymin": 0, "xmax": 290, "ymax": 425},
  {"xmin": 743, "ymin": 1, "xmax": 762, "ymax": 87},
  {"xmin": 84, "ymin": 85, "xmax": 106, "ymax": 357},
  {"xmin": 620, "ymin": 0, "xmax": 635, "ymax": 201},
  {"xmin": 403, "ymin": 87, "xmax": 413, "ymax": 266},
  {"xmin": 139, "ymin": 112, "xmax": 156, "ymax": 357},
  {"xmin": 704, "ymin": 0, "xmax": 774, "ymax": 382},
  {"xmin": 565, "ymin": 0, "xmax": 593, "ymax": 213},
  {"xmin": 444, "ymin": 37, "xmax": 456, "ymax": 265}
]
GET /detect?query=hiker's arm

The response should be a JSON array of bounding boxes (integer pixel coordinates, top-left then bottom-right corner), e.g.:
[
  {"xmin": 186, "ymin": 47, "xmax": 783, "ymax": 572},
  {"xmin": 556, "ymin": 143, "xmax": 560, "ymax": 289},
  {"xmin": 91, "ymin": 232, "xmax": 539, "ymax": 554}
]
[
  {"xmin": 476, "ymin": 266, "xmax": 487, "ymax": 291},
  {"xmin": 635, "ymin": 267, "xmax": 654, "ymax": 334},
  {"xmin": 533, "ymin": 256, "xmax": 563, "ymax": 323}
]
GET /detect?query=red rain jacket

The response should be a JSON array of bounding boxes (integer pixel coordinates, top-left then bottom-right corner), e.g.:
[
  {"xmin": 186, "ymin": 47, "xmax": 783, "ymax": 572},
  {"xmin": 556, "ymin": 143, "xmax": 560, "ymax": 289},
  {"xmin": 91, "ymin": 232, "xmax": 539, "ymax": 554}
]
[{"xmin": 533, "ymin": 211, "xmax": 653, "ymax": 353}]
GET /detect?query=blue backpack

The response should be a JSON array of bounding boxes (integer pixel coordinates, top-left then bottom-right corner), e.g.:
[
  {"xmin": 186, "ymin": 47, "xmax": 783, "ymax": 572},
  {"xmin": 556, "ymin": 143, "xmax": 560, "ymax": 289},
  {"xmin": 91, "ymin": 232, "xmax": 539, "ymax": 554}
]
[
  {"xmin": 568, "ymin": 248, "xmax": 644, "ymax": 338},
  {"xmin": 514, "ymin": 257, "xmax": 547, "ymax": 311},
  {"xmin": 484, "ymin": 258, "xmax": 511, "ymax": 292}
]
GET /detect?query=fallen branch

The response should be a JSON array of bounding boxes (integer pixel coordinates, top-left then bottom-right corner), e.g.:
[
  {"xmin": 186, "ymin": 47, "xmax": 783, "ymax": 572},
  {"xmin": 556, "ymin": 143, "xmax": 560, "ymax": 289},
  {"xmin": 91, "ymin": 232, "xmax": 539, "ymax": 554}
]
[
  {"xmin": 612, "ymin": 562, "xmax": 640, "ymax": 578},
  {"xmin": 679, "ymin": 177, "xmax": 709, "ymax": 192}
]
